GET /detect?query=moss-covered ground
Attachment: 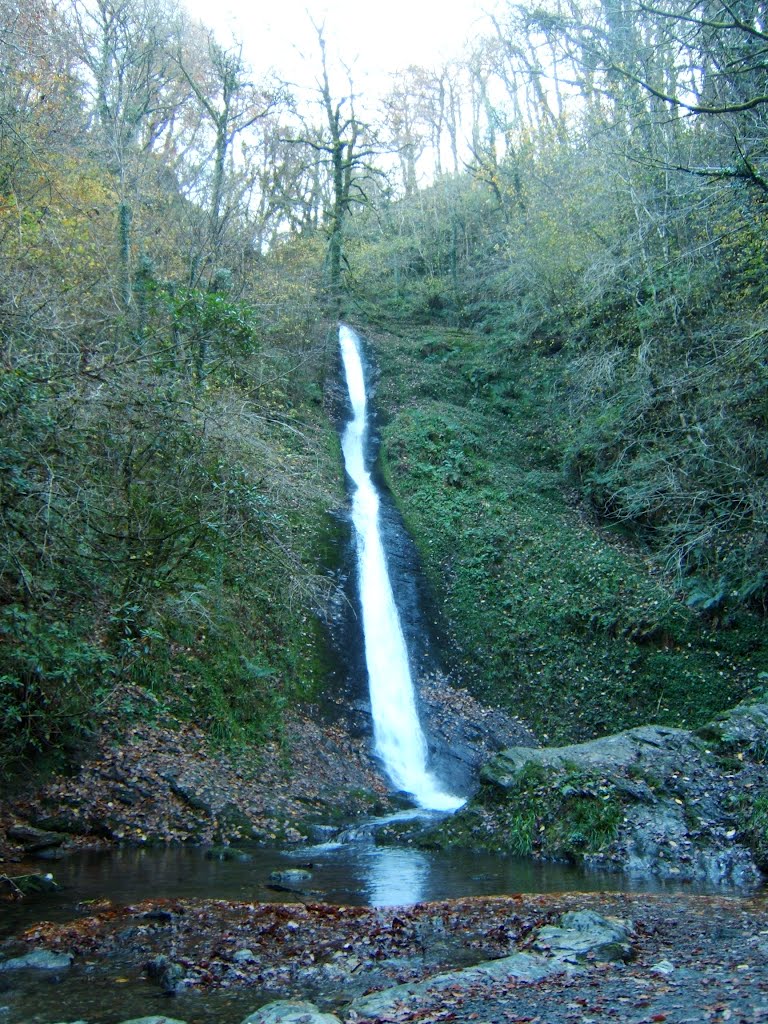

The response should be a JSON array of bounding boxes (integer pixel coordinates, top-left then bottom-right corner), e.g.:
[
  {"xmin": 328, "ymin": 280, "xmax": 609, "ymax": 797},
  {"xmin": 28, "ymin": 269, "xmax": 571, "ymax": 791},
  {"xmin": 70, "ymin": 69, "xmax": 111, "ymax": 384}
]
[
  {"xmin": 367, "ymin": 324, "xmax": 768, "ymax": 744},
  {"xmin": 420, "ymin": 761, "xmax": 625, "ymax": 862}
]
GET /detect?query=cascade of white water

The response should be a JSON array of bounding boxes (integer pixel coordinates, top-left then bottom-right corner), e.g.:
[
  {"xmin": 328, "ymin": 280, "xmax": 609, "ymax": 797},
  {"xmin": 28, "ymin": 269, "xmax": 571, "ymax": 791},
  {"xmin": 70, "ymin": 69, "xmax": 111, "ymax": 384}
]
[{"xmin": 339, "ymin": 324, "xmax": 463, "ymax": 812}]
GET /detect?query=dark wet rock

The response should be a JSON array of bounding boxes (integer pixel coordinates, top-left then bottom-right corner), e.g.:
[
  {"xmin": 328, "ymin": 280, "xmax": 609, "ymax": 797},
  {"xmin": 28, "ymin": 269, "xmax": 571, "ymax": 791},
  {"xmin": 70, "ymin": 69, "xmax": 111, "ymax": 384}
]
[
  {"xmin": 268, "ymin": 868, "xmax": 312, "ymax": 884},
  {"xmin": 0, "ymin": 871, "xmax": 59, "ymax": 895},
  {"xmin": 6, "ymin": 824, "xmax": 68, "ymax": 851},
  {"xmin": 307, "ymin": 824, "xmax": 338, "ymax": 843},
  {"xmin": 205, "ymin": 845, "xmax": 252, "ymax": 862},
  {"xmin": 697, "ymin": 701, "xmax": 768, "ymax": 756},
  {"xmin": 87, "ymin": 816, "xmax": 120, "ymax": 839},
  {"xmin": 349, "ymin": 952, "xmax": 571, "ymax": 1019},
  {"xmin": 32, "ymin": 846, "xmax": 70, "ymax": 861},
  {"xmin": 240, "ymin": 1000, "xmax": 342, "ymax": 1024},
  {"xmin": 531, "ymin": 909, "xmax": 634, "ymax": 962},
  {"xmin": 419, "ymin": 672, "xmax": 537, "ymax": 795},
  {"xmin": 30, "ymin": 813, "xmax": 91, "ymax": 836},
  {"xmin": 112, "ymin": 785, "xmax": 139, "ymax": 807},
  {"xmin": 167, "ymin": 777, "xmax": 213, "ymax": 814},
  {"xmin": 0, "ymin": 950, "xmax": 72, "ymax": 971},
  {"xmin": 142, "ymin": 908, "xmax": 177, "ymax": 923},
  {"xmin": 145, "ymin": 954, "xmax": 185, "ymax": 994}
]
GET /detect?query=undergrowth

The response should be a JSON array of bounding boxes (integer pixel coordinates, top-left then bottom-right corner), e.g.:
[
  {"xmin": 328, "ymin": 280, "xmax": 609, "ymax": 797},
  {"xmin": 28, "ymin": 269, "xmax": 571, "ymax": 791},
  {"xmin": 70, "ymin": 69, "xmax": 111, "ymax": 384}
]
[
  {"xmin": 422, "ymin": 761, "xmax": 625, "ymax": 862},
  {"xmin": 369, "ymin": 325, "xmax": 767, "ymax": 743}
]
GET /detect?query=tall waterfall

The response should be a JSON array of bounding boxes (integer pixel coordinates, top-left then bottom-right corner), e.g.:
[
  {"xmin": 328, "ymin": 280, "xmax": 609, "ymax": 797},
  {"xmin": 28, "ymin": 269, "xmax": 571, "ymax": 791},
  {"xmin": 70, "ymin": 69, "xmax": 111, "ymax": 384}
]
[{"xmin": 339, "ymin": 325, "xmax": 463, "ymax": 812}]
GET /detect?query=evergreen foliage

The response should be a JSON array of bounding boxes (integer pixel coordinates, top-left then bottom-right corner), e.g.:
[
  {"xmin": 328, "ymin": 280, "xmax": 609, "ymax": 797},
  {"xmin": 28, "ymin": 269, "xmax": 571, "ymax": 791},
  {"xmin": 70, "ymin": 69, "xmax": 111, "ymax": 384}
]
[{"xmin": 0, "ymin": 0, "xmax": 342, "ymax": 778}]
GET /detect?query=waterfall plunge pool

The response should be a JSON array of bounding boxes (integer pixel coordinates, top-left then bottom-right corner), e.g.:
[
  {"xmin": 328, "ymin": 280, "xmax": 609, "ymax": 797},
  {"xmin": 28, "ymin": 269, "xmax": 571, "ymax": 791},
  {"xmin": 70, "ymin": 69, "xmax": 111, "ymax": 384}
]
[
  {"xmin": 3, "ymin": 834, "xmax": 713, "ymax": 943},
  {"xmin": 1, "ymin": 836, "xmax": 724, "ymax": 1024},
  {"xmin": 0, "ymin": 327, "xmax": 735, "ymax": 1021}
]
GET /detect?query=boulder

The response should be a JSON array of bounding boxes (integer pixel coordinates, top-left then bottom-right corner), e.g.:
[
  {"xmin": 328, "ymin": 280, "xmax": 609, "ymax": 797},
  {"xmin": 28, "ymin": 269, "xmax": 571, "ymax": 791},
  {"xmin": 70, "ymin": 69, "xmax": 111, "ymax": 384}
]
[
  {"xmin": 6, "ymin": 824, "xmax": 69, "ymax": 852},
  {"xmin": 145, "ymin": 954, "xmax": 186, "ymax": 994},
  {"xmin": 532, "ymin": 910, "xmax": 634, "ymax": 962},
  {"xmin": 458, "ymin": 706, "xmax": 768, "ymax": 885},
  {"xmin": 268, "ymin": 869, "xmax": 312, "ymax": 884},
  {"xmin": 697, "ymin": 702, "xmax": 768, "ymax": 756},
  {"xmin": 481, "ymin": 725, "xmax": 701, "ymax": 788},
  {"xmin": 0, "ymin": 950, "xmax": 72, "ymax": 971},
  {"xmin": 240, "ymin": 1000, "xmax": 342, "ymax": 1024}
]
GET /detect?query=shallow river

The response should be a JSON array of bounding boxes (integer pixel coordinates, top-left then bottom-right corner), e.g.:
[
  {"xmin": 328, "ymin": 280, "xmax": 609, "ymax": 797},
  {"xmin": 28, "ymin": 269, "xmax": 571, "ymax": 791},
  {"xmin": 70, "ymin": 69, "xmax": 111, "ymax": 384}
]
[{"xmin": 2, "ymin": 832, "xmax": 723, "ymax": 1024}]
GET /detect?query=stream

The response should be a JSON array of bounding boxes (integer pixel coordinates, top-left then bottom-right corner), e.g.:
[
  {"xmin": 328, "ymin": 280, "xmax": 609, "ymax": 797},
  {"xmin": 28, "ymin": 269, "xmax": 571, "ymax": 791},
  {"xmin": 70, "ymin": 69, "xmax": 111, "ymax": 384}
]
[{"xmin": 1, "ymin": 831, "xmax": 713, "ymax": 1024}]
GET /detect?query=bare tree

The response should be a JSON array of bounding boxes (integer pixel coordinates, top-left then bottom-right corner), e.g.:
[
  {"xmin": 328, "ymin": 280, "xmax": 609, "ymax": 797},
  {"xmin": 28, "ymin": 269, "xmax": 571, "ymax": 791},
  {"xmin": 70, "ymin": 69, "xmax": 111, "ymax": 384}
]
[
  {"xmin": 174, "ymin": 30, "xmax": 281, "ymax": 263},
  {"xmin": 69, "ymin": 0, "xmax": 185, "ymax": 307}
]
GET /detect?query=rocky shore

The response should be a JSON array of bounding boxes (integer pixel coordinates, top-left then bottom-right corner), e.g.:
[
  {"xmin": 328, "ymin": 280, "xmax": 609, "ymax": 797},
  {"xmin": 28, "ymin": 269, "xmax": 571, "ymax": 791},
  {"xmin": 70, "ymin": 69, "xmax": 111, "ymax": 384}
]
[
  {"xmin": 418, "ymin": 700, "xmax": 768, "ymax": 888},
  {"xmin": 3, "ymin": 694, "xmax": 768, "ymax": 1023},
  {"xmin": 0, "ymin": 678, "xmax": 532, "ymax": 864},
  {"xmin": 5, "ymin": 891, "xmax": 768, "ymax": 1023}
]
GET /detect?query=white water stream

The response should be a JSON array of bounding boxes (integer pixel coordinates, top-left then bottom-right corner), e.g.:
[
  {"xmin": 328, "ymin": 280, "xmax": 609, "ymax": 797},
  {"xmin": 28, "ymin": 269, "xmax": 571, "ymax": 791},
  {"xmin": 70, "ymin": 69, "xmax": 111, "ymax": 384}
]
[{"xmin": 339, "ymin": 324, "xmax": 463, "ymax": 812}]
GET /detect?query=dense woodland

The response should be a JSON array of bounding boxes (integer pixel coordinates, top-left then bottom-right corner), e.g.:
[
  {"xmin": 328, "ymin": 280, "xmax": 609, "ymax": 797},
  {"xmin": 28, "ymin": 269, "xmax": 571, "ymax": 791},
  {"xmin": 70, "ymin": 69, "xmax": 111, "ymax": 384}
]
[{"xmin": 1, "ymin": 0, "xmax": 766, "ymax": 778}]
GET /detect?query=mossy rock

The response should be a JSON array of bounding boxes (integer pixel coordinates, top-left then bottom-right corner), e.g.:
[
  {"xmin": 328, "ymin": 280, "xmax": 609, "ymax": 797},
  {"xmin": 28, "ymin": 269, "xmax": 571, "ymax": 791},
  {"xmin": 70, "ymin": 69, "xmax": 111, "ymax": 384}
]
[{"xmin": 696, "ymin": 701, "xmax": 768, "ymax": 762}]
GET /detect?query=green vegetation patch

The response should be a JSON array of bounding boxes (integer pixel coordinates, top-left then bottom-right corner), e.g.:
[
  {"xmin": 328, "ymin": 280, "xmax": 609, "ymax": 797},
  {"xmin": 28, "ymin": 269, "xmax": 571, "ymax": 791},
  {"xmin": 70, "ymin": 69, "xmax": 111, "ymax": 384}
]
[
  {"xmin": 369, "ymin": 326, "xmax": 766, "ymax": 743},
  {"xmin": 422, "ymin": 761, "xmax": 625, "ymax": 863},
  {"xmin": 734, "ymin": 790, "xmax": 768, "ymax": 870}
]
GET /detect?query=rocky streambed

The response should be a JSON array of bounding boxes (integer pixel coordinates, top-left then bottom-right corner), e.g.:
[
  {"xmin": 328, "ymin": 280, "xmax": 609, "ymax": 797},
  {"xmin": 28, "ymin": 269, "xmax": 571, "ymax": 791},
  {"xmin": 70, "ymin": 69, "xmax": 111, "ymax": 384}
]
[
  {"xmin": 4, "ymin": 890, "xmax": 768, "ymax": 1023},
  {"xmin": 3, "ymin": 697, "xmax": 768, "ymax": 1023}
]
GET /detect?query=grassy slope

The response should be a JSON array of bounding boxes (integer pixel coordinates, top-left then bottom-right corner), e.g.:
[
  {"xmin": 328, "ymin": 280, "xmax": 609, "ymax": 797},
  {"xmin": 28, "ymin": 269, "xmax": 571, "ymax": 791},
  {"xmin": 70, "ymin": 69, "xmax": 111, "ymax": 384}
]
[{"xmin": 367, "ymin": 324, "xmax": 767, "ymax": 745}]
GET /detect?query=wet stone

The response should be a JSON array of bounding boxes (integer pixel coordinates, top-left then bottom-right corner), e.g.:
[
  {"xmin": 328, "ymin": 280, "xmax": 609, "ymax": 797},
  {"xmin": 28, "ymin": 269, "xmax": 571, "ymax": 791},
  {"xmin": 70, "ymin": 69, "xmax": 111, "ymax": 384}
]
[
  {"xmin": 240, "ymin": 1000, "xmax": 342, "ymax": 1024},
  {"xmin": 6, "ymin": 824, "xmax": 68, "ymax": 851},
  {"xmin": 0, "ymin": 950, "xmax": 73, "ymax": 972},
  {"xmin": 268, "ymin": 869, "xmax": 312, "ymax": 883},
  {"xmin": 205, "ymin": 845, "xmax": 252, "ymax": 861},
  {"xmin": 532, "ymin": 910, "xmax": 634, "ymax": 963}
]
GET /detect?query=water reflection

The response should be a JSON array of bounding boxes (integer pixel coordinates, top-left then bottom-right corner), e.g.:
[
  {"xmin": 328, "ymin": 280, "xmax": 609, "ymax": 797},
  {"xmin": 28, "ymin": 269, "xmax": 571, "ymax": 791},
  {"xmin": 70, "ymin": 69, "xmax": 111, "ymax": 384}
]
[
  {"xmin": 364, "ymin": 846, "xmax": 430, "ymax": 906},
  {"xmin": 4, "ymin": 833, "xmax": 729, "ymax": 942}
]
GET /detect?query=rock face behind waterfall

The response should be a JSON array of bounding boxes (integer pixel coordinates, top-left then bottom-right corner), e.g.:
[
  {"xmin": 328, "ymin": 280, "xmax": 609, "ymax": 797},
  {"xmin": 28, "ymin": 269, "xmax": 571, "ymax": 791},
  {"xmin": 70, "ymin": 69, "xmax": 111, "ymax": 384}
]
[{"xmin": 421, "ymin": 701, "xmax": 768, "ymax": 887}]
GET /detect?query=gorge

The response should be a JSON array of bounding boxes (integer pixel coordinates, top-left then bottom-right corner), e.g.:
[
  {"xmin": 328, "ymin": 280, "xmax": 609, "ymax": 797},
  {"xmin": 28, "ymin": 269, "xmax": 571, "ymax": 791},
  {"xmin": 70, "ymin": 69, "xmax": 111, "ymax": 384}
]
[{"xmin": 338, "ymin": 324, "xmax": 463, "ymax": 812}]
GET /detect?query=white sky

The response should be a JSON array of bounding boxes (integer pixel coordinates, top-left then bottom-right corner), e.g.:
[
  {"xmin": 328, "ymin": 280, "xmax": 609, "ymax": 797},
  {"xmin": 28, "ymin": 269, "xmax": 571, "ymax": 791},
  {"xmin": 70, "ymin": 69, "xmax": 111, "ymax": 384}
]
[{"xmin": 182, "ymin": 0, "xmax": 492, "ymax": 95}]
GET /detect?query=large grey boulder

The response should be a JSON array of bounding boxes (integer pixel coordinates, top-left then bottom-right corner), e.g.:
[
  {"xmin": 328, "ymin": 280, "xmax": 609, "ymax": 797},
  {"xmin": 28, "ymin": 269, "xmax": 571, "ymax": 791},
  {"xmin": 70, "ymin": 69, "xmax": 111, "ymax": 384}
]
[
  {"xmin": 240, "ymin": 1001, "xmax": 341, "ymax": 1024},
  {"xmin": 472, "ymin": 705, "xmax": 768, "ymax": 885},
  {"xmin": 481, "ymin": 725, "xmax": 700, "ymax": 786},
  {"xmin": 349, "ymin": 953, "xmax": 570, "ymax": 1019},
  {"xmin": 0, "ymin": 950, "xmax": 72, "ymax": 971}
]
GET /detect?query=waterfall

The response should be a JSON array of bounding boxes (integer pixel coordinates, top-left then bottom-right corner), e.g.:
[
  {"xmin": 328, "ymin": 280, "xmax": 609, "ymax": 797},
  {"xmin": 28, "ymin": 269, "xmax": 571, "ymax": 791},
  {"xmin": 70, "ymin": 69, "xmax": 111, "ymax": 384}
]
[{"xmin": 339, "ymin": 324, "xmax": 463, "ymax": 812}]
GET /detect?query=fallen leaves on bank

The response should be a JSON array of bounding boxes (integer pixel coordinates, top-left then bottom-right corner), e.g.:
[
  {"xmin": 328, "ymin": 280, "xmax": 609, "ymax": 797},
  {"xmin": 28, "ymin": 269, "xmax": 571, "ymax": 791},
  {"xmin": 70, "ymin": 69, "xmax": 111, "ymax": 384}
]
[{"xmin": 1, "ymin": 698, "xmax": 391, "ymax": 862}]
